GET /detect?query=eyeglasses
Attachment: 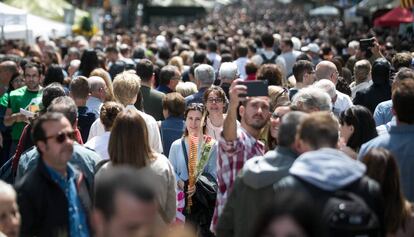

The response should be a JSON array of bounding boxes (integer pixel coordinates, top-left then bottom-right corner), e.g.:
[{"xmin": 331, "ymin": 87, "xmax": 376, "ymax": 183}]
[
  {"xmin": 206, "ymin": 97, "xmax": 224, "ymax": 104},
  {"xmin": 271, "ymin": 112, "xmax": 283, "ymax": 119},
  {"xmin": 44, "ymin": 131, "xmax": 76, "ymax": 144}
]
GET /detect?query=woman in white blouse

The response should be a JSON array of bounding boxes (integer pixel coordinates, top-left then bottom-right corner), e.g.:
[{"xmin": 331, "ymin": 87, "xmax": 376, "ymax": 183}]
[{"xmin": 202, "ymin": 86, "xmax": 228, "ymax": 140}]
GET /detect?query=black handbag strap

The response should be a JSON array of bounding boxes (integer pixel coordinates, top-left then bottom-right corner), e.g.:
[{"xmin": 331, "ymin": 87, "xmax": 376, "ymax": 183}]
[{"xmin": 181, "ymin": 138, "xmax": 189, "ymax": 174}]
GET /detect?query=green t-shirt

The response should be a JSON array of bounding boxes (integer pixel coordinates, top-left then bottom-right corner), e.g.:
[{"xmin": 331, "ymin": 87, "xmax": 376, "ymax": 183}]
[
  {"xmin": 0, "ymin": 93, "xmax": 9, "ymax": 107},
  {"xmin": 8, "ymin": 86, "xmax": 42, "ymax": 140}
]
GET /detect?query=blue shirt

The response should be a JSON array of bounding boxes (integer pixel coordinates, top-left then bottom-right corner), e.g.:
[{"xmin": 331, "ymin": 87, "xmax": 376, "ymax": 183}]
[
  {"xmin": 185, "ymin": 87, "xmax": 208, "ymax": 106},
  {"xmin": 156, "ymin": 85, "xmax": 173, "ymax": 94},
  {"xmin": 160, "ymin": 116, "xmax": 185, "ymax": 157},
  {"xmin": 45, "ymin": 164, "xmax": 90, "ymax": 237},
  {"xmin": 373, "ymin": 100, "xmax": 393, "ymax": 126},
  {"xmin": 359, "ymin": 124, "xmax": 414, "ymax": 201},
  {"xmin": 86, "ymin": 96, "xmax": 102, "ymax": 118}
]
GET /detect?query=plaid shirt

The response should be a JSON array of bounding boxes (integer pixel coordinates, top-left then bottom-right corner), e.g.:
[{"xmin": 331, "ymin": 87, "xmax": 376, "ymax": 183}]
[{"xmin": 211, "ymin": 127, "xmax": 265, "ymax": 231}]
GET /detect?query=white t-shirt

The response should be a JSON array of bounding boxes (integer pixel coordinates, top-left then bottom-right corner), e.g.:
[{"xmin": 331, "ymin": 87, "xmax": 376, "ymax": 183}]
[
  {"xmin": 85, "ymin": 131, "xmax": 111, "ymax": 160},
  {"xmin": 333, "ymin": 90, "xmax": 353, "ymax": 116},
  {"xmin": 87, "ymin": 105, "xmax": 163, "ymax": 153}
]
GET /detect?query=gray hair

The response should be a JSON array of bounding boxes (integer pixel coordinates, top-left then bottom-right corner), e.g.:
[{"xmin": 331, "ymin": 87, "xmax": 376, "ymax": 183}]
[
  {"xmin": 0, "ymin": 180, "xmax": 16, "ymax": 199},
  {"xmin": 88, "ymin": 76, "xmax": 106, "ymax": 92},
  {"xmin": 291, "ymin": 87, "xmax": 332, "ymax": 112},
  {"xmin": 348, "ymin": 40, "xmax": 360, "ymax": 50},
  {"xmin": 354, "ymin": 60, "xmax": 371, "ymax": 83},
  {"xmin": 176, "ymin": 81, "xmax": 198, "ymax": 98},
  {"xmin": 219, "ymin": 62, "xmax": 238, "ymax": 81},
  {"xmin": 313, "ymin": 79, "xmax": 337, "ymax": 101},
  {"xmin": 195, "ymin": 64, "xmax": 215, "ymax": 87},
  {"xmin": 278, "ymin": 111, "xmax": 308, "ymax": 146}
]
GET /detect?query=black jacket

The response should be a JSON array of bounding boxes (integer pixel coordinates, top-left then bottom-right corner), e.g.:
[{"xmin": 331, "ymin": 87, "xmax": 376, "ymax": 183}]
[
  {"xmin": 353, "ymin": 58, "xmax": 392, "ymax": 113},
  {"xmin": 15, "ymin": 158, "xmax": 92, "ymax": 237}
]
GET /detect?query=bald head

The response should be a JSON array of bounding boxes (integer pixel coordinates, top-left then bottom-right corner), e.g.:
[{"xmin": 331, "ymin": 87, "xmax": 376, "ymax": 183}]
[
  {"xmin": 88, "ymin": 76, "xmax": 107, "ymax": 101},
  {"xmin": 0, "ymin": 60, "xmax": 19, "ymax": 85},
  {"xmin": 315, "ymin": 61, "xmax": 338, "ymax": 85}
]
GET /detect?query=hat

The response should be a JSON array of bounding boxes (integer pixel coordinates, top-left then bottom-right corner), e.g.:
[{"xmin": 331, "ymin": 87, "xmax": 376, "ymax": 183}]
[{"xmin": 301, "ymin": 43, "xmax": 320, "ymax": 53}]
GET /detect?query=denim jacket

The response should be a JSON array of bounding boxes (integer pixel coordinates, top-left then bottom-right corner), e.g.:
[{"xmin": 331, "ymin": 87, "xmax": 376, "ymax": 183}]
[{"xmin": 16, "ymin": 143, "xmax": 101, "ymax": 187}]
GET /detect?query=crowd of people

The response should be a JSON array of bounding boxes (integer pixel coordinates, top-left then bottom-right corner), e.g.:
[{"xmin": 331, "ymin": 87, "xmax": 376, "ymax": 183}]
[{"xmin": 0, "ymin": 0, "xmax": 414, "ymax": 237}]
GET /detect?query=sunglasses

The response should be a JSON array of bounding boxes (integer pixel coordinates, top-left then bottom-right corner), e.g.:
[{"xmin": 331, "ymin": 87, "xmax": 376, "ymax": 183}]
[
  {"xmin": 187, "ymin": 103, "xmax": 205, "ymax": 111},
  {"xmin": 44, "ymin": 131, "xmax": 76, "ymax": 144}
]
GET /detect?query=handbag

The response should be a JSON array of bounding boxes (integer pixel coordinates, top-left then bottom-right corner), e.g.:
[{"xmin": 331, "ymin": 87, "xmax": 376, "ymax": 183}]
[
  {"xmin": 181, "ymin": 138, "xmax": 217, "ymax": 210},
  {"xmin": 181, "ymin": 138, "xmax": 216, "ymax": 237}
]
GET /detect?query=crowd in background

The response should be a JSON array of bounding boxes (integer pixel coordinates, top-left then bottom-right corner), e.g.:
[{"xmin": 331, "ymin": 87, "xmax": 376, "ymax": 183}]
[{"xmin": 1, "ymin": 1, "xmax": 414, "ymax": 237}]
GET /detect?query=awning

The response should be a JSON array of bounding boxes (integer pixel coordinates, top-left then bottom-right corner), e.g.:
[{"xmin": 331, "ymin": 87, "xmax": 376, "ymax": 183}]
[{"xmin": 374, "ymin": 7, "xmax": 414, "ymax": 27}]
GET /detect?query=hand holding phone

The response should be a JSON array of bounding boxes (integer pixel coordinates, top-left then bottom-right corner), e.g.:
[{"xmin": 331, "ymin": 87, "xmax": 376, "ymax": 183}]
[
  {"xmin": 238, "ymin": 80, "xmax": 268, "ymax": 97},
  {"xmin": 359, "ymin": 37, "xmax": 375, "ymax": 52}
]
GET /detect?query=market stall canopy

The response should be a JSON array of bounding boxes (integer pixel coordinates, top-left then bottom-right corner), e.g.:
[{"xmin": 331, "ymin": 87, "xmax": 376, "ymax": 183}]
[
  {"xmin": 374, "ymin": 7, "xmax": 414, "ymax": 27},
  {"xmin": 5, "ymin": 0, "xmax": 89, "ymax": 24},
  {"xmin": 0, "ymin": 2, "xmax": 70, "ymax": 43},
  {"xmin": 309, "ymin": 5, "xmax": 340, "ymax": 16}
]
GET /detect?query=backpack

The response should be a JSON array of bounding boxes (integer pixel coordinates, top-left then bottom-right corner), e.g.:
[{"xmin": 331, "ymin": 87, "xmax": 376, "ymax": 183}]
[
  {"xmin": 260, "ymin": 53, "xmax": 277, "ymax": 64},
  {"xmin": 322, "ymin": 190, "xmax": 381, "ymax": 237}
]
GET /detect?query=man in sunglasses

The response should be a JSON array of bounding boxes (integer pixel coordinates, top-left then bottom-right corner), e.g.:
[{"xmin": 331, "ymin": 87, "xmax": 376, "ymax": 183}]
[
  {"xmin": 15, "ymin": 96, "xmax": 100, "ymax": 188},
  {"xmin": 16, "ymin": 112, "xmax": 91, "ymax": 237}
]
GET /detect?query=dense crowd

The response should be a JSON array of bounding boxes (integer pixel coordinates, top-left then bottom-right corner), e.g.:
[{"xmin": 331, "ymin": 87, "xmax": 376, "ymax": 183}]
[{"xmin": 0, "ymin": 1, "xmax": 414, "ymax": 237}]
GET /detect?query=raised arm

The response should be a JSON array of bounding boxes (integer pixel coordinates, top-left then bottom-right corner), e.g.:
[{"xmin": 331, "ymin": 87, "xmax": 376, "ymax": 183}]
[{"xmin": 222, "ymin": 79, "xmax": 246, "ymax": 142}]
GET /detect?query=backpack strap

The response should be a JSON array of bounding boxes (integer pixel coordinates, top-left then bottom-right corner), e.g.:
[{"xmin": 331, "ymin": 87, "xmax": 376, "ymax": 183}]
[{"xmin": 94, "ymin": 159, "xmax": 110, "ymax": 174}]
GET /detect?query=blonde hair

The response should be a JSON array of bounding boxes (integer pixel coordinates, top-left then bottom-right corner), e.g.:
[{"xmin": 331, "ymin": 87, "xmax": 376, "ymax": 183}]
[
  {"xmin": 113, "ymin": 71, "xmax": 141, "ymax": 106},
  {"xmin": 268, "ymin": 86, "xmax": 290, "ymax": 111},
  {"xmin": 90, "ymin": 68, "xmax": 115, "ymax": 101},
  {"xmin": 168, "ymin": 56, "xmax": 184, "ymax": 72}
]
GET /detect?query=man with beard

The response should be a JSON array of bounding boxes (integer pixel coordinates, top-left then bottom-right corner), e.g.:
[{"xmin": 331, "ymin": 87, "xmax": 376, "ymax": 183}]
[
  {"xmin": 211, "ymin": 79, "xmax": 270, "ymax": 231},
  {"xmin": 15, "ymin": 112, "xmax": 91, "ymax": 237}
]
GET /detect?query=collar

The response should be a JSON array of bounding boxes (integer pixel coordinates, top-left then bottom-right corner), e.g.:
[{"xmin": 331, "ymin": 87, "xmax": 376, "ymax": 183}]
[
  {"xmin": 240, "ymin": 126, "xmax": 263, "ymax": 146},
  {"xmin": 275, "ymin": 146, "xmax": 298, "ymax": 158},
  {"xmin": 165, "ymin": 116, "xmax": 184, "ymax": 121},
  {"xmin": 44, "ymin": 161, "xmax": 76, "ymax": 185},
  {"xmin": 87, "ymin": 96, "xmax": 102, "ymax": 103},
  {"xmin": 389, "ymin": 124, "xmax": 414, "ymax": 133},
  {"xmin": 157, "ymin": 85, "xmax": 173, "ymax": 93}
]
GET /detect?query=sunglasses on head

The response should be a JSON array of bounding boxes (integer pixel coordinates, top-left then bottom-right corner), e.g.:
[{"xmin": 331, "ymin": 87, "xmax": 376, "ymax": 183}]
[
  {"xmin": 188, "ymin": 103, "xmax": 205, "ymax": 111},
  {"xmin": 44, "ymin": 131, "xmax": 76, "ymax": 144}
]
